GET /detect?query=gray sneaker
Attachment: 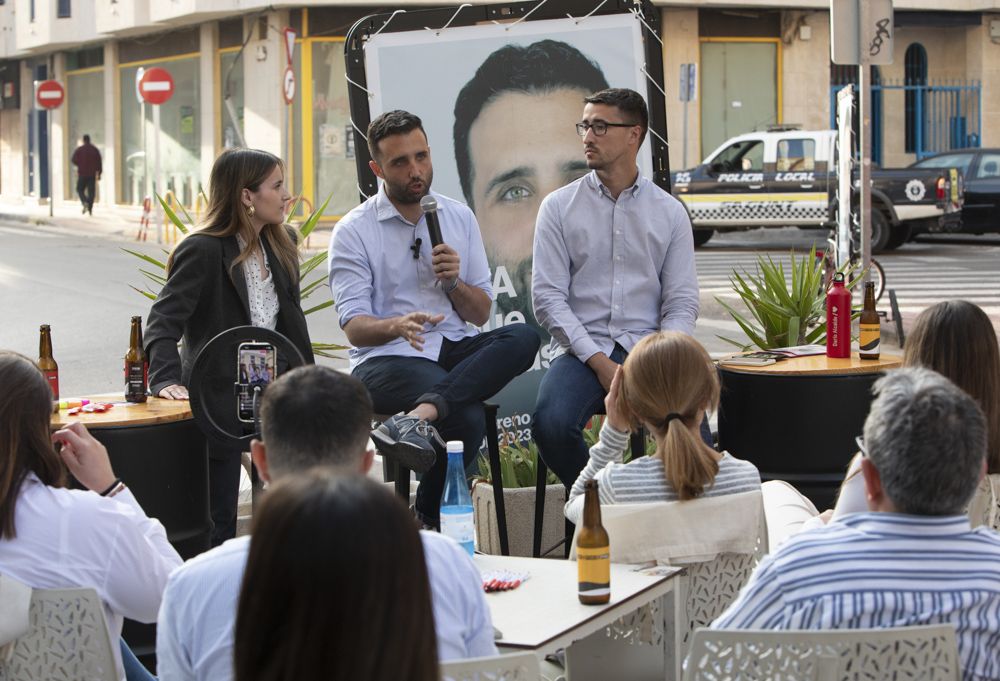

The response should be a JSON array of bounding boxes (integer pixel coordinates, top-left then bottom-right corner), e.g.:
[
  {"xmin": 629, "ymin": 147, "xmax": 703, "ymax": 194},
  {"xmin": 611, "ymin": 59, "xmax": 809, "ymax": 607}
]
[{"xmin": 372, "ymin": 413, "xmax": 443, "ymax": 474}]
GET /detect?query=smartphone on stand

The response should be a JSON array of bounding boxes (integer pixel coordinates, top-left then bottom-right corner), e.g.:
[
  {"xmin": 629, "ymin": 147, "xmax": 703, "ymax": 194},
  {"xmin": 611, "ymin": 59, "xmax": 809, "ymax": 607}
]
[{"xmin": 237, "ymin": 342, "xmax": 277, "ymax": 423}]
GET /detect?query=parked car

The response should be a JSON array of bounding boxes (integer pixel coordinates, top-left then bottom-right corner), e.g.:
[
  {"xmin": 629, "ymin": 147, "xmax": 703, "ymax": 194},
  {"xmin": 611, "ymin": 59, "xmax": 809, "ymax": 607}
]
[
  {"xmin": 673, "ymin": 129, "xmax": 964, "ymax": 252},
  {"xmin": 910, "ymin": 149, "xmax": 1000, "ymax": 234}
]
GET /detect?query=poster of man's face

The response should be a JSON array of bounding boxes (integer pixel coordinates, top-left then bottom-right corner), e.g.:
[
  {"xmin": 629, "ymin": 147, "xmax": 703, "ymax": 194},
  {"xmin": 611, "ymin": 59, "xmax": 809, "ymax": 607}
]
[{"xmin": 365, "ymin": 14, "xmax": 650, "ymax": 332}]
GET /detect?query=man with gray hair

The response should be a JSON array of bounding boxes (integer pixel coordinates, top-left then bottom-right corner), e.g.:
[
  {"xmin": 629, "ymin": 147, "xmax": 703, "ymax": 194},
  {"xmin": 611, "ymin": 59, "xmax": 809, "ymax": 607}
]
[
  {"xmin": 713, "ymin": 367, "xmax": 1000, "ymax": 681},
  {"xmin": 156, "ymin": 365, "xmax": 496, "ymax": 681}
]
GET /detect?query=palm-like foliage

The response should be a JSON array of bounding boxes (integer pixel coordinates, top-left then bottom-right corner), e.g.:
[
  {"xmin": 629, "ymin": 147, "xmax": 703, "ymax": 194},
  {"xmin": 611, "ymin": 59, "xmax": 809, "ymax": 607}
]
[
  {"xmin": 716, "ymin": 247, "xmax": 867, "ymax": 351},
  {"xmin": 715, "ymin": 247, "xmax": 825, "ymax": 351},
  {"xmin": 124, "ymin": 193, "xmax": 345, "ymax": 357}
]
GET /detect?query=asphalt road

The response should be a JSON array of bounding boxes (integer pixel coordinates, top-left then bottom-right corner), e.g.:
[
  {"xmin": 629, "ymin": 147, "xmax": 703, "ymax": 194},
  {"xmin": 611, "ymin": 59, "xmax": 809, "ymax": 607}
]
[
  {"xmin": 2, "ymin": 220, "xmax": 997, "ymax": 396},
  {"xmin": 0, "ymin": 220, "xmax": 346, "ymax": 396}
]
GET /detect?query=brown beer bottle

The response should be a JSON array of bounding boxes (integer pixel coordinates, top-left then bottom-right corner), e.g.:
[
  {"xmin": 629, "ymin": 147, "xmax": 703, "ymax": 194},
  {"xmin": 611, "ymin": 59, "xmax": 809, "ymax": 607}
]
[
  {"xmin": 577, "ymin": 479, "xmax": 611, "ymax": 605},
  {"xmin": 125, "ymin": 316, "xmax": 148, "ymax": 403},
  {"xmin": 859, "ymin": 282, "xmax": 880, "ymax": 360},
  {"xmin": 38, "ymin": 324, "xmax": 59, "ymax": 401}
]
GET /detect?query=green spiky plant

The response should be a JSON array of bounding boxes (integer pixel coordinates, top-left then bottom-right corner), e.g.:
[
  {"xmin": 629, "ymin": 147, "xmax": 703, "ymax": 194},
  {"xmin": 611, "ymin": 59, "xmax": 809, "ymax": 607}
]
[
  {"xmin": 475, "ymin": 438, "xmax": 558, "ymax": 489},
  {"xmin": 475, "ymin": 415, "xmax": 657, "ymax": 489},
  {"xmin": 123, "ymin": 193, "xmax": 345, "ymax": 358},
  {"xmin": 715, "ymin": 246, "xmax": 862, "ymax": 351}
]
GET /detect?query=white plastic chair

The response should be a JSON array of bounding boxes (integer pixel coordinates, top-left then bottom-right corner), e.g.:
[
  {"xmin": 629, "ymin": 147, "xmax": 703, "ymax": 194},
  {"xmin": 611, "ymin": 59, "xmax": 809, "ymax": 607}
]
[
  {"xmin": 440, "ymin": 651, "xmax": 541, "ymax": 681},
  {"xmin": 566, "ymin": 491, "xmax": 768, "ymax": 681},
  {"xmin": 683, "ymin": 624, "xmax": 961, "ymax": 681},
  {"xmin": 968, "ymin": 473, "xmax": 1000, "ymax": 531},
  {"xmin": 0, "ymin": 587, "xmax": 116, "ymax": 681}
]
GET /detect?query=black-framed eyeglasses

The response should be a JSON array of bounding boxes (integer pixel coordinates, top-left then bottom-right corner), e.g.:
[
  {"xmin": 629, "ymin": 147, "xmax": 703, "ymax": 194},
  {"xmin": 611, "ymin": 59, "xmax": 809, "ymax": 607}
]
[{"xmin": 575, "ymin": 121, "xmax": 638, "ymax": 137}]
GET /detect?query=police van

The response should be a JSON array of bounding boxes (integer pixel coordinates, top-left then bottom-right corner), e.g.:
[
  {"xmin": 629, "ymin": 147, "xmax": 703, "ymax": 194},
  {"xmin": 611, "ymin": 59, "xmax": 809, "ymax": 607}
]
[{"xmin": 672, "ymin": 128, "xmax": 963, "ymax": 251}]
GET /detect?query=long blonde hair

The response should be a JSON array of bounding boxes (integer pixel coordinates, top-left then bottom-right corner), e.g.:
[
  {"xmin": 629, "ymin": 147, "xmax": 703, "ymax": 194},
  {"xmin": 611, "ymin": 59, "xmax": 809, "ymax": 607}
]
[
  {"xmin": 617, "ymin": 332, "xmax": 720, "ymax": 500},
  {"xmin": 167, "ymin": 148, "xmax": 299, "ymax": 282}
]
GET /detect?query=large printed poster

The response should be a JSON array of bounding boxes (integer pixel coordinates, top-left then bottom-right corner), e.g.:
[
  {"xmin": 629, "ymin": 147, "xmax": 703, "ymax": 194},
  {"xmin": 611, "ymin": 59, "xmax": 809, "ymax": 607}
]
[{"xmin": 364, "ymin": 13, "xmax": 651, "ymax": 441}]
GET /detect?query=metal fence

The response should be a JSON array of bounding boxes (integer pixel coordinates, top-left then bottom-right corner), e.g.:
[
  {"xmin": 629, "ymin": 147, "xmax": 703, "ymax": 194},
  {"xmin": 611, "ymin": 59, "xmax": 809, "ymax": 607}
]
[{"xmin": 829, "ymin": 79, "xmax": 981, "ymax": 162}]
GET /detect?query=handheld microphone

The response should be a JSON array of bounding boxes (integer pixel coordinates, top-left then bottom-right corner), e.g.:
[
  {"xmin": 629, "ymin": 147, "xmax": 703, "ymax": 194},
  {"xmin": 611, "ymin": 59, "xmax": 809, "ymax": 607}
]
[{"xmin": 420, "ymin": 195, "xmax": 444, "ymax": 249}]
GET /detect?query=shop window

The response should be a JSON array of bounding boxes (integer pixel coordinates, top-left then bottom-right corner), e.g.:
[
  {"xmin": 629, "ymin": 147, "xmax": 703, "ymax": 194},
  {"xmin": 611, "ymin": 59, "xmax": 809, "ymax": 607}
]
[
  {"xmin": 119, "ymin": 57, "xmax": 201, "ymax": 206},
  {"xmin": 65, "ymin": 70, "xmax": 105, "ymax": 200},
  {"xmin": 219, "ymin": 50, "xmax": 244, "ymax": 150}
]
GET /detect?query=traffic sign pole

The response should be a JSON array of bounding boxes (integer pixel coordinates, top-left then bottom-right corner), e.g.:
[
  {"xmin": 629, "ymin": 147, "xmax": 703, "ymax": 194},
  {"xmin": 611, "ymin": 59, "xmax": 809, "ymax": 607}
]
[
  {"xmin": 137, "ymin": 68, "xmax": 175, "ymax": 244},
  {"xmin": 154, "ymin": 104, "xmax": 162, "ymax": 244},
  {"xmin": 34, "ymin": 77, "xmax": 64, "ymax": 217},
  {"xmin": 47, "ymin": 94, "xmax": 53, "ymax": 217}
]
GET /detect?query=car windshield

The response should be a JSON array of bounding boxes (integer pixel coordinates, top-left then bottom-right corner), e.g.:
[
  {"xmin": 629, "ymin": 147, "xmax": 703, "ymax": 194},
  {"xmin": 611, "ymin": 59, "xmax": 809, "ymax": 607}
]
[{"xmin": 912, "ymin": 153, "xmax": 973, "ymax": 175}]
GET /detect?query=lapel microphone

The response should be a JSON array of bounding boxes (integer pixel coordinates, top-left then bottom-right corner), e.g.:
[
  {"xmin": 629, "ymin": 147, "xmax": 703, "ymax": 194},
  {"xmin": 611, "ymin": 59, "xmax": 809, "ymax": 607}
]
[{"xmin": 410, "ymin": 237, "xmax": 422, "ymax": 259}]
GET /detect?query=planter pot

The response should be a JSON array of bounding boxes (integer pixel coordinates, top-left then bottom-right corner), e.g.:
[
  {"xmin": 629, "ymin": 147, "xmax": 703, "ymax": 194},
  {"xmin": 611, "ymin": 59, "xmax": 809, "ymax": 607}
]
[{"xmin": 473, "ymin": 481, "xmax": 565, "ymax": 557}]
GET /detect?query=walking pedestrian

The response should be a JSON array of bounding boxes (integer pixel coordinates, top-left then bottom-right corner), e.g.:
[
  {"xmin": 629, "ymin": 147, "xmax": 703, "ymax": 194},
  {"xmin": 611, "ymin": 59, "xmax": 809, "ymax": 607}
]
[{"xmin": 71, "ymin": 134, "xmax": 102, "ymax": 215}]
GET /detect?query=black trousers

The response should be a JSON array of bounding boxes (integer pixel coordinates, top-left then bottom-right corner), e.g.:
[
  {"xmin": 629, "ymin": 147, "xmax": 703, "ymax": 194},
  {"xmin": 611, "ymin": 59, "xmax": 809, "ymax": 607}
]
[
  {"xmin": 77, "ymin": 176, "xmax": 96, "ymax": 212},
  {"xmin": 208, "ymin": 442, "xmax": 242, "ymax": 546}
]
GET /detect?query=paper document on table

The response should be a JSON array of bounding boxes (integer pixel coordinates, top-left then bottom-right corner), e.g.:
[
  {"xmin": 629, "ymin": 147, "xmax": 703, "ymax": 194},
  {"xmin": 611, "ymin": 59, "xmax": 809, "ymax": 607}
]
[{"xmin": 770, "ymin": 344, "xmax": 826, "ymax": 357}]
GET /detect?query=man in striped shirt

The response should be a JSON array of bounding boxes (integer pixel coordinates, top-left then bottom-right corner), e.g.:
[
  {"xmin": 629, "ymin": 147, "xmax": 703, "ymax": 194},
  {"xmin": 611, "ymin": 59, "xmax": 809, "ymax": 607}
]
[{"xmin": 712, "ymin": 367, "xmax": 1000, "ymax": 681}]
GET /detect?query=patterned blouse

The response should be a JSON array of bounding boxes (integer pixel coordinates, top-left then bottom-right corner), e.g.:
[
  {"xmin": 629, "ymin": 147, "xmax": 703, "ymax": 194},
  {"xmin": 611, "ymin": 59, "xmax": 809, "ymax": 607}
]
[{"xmin": 236, "ymin": 233, "xmax": 279, "ymax": 330}]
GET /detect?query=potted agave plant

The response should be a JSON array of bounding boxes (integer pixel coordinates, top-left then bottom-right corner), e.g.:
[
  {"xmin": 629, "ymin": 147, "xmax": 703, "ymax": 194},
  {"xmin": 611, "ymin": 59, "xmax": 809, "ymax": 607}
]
[
  {"xmin": 473, "ymin": 417, "xmax": 655, "ymax": 557},
  {"xmin": 123, "ymin": 193, "xmax": 345, "ymax": 357},
  {"xmin": 472, "ymin": 435, "xmax": 564, "ymax": 557},
  {"xmin": 715, "ymin": 246, "xmax": 861, "ymax": 351}
]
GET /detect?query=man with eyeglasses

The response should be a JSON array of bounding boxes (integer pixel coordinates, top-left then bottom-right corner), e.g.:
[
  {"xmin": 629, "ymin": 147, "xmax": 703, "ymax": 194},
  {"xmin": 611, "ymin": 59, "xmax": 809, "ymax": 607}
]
[{"xmin": 531, "ymin": 87, "xmax": 700, "ymax": 489}]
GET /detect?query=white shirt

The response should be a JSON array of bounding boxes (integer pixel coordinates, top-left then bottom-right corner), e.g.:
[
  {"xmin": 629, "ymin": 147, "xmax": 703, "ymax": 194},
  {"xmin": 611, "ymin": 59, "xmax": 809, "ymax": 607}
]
[
  {"xmin": 236, "ymin": 233, "xmax": 280, "ymax": 330},
  {"xmin": 156, "ymin": 530, "xmax": 496, "ymax": 681},
  {"xmin": 0, "ymin": 475, "xmax": 182, "ymax": 681}
]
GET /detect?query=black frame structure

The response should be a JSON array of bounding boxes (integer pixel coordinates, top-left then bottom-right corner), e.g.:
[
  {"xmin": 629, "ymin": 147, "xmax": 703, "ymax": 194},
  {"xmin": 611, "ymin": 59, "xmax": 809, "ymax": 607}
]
[{"xmin": 344, "ymin": 0, "xmax": 671, "ymax": 202}]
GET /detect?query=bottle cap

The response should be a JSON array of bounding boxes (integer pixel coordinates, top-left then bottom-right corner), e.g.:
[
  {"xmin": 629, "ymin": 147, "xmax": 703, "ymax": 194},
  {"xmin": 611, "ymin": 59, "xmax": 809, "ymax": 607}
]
[
  {"xmin": 446, "ymin": 440, "xmax": 463, "ymax": 455},
  {"xmin": 833, "ymin": 272, "xmax": 845, "ymax": 284}
]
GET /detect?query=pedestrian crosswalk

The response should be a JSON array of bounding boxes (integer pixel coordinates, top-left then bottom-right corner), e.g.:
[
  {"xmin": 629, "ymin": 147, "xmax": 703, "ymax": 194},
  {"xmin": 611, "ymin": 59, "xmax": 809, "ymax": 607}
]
[{"xmin": 696, "ymin": 247, "xmax": 1000, "ymax": 325}]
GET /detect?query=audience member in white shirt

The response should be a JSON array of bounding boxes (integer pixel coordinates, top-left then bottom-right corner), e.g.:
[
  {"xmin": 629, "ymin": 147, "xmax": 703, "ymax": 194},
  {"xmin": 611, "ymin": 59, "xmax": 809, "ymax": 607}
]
[
  {"xmin": 0, "ymin": 352, "xmax": 182, "ymax": 681},
  {"xmin": 156, "ymin": 365, "xmax": 497, "ymax": 681}
]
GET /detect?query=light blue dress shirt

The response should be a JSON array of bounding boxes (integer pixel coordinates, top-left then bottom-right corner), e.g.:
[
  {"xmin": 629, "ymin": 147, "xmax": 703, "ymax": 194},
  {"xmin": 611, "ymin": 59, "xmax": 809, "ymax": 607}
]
[
  {"xmin": 712, "ymin": 513, "xmax": 1000, "ymax": 681},
  {"xmin": 156, "ymin": 531, "xmax": 497, "ymax": 681},
  {"xmin": 531, "ymin": 170, "xmax": 699, "ymax": 362},
  {"xmin": 328, "ymin": 188, "xmax": 493, "ymax": 370}
]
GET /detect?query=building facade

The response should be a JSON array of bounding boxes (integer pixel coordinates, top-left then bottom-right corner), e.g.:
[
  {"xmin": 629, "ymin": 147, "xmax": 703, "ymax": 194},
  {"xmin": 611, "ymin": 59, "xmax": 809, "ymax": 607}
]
[{"xmin": 0, "ymin": 1, "xmax": 996, "ymax": 216}]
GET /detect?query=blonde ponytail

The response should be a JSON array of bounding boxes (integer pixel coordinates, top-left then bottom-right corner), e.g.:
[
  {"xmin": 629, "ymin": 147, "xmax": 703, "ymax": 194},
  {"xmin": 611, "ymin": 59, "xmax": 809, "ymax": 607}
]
[
  {"xmin": 659, "ymin": 414, "xmax": 718, "ymax": 500},
  {"xmin": 619, "ymin": 332, "xmax": 721, "ymax": 500}
]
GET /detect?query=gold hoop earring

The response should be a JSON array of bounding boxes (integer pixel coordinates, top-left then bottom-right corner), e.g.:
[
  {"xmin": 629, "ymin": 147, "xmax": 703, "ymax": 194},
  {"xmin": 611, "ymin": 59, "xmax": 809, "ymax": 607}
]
[{"xmin": 246, "ymin": 205, "xmax": 256, "ymax": 218}]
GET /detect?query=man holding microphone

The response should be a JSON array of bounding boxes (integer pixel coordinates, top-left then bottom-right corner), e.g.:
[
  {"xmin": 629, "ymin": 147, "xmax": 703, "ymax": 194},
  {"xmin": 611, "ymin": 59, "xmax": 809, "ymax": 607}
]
[{"xmin": 328, "ymin": 110, "xmax": 539, "ymax": 528}]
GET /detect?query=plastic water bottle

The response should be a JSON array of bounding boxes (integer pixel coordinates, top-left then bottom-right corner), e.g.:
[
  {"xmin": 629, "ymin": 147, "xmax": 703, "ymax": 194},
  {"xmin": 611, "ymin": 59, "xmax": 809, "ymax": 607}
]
[{"xmin": 440, "ymin": 440, "xmax": 475, "ymax": 556}]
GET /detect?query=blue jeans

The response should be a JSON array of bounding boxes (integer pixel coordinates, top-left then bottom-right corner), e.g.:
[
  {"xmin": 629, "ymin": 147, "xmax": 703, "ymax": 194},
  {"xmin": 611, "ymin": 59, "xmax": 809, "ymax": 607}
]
[
  {"xmin": 354, "ymin": 324, "xmax": 540, "ymax": 525},
  {"xmin": 121, "ymin": 638, "xmax": 156, "ymax": 681},
  {"xmin": 533, "ymin": 347, "xmax": 714, "ymax": 488}
]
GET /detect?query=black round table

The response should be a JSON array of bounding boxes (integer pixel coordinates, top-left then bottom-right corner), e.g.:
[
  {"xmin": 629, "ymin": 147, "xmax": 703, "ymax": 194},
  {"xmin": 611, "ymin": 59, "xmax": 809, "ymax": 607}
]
[{"xmin": 717, "ymin": 353, "xmax": 902, "ymax": 510}]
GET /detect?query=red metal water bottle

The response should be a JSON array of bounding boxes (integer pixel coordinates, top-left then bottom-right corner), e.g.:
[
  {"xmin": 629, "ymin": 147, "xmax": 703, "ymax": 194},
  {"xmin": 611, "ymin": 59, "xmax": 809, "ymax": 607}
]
[{"xmin": 826, "ymin": 272, "xmax": 852, "ymax": 358}]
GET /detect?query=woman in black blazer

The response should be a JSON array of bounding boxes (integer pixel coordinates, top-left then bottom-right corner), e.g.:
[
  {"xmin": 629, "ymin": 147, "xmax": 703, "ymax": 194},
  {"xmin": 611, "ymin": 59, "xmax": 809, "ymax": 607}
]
[{"xmin": 145, "ymin": 148, "xmax": 314, "ymax": 546}]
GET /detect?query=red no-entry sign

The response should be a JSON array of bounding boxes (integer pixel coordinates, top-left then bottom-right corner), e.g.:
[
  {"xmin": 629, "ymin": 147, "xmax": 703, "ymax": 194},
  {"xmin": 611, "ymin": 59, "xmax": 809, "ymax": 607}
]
[
  {"xmin": 35, "ymin": 80, "xmax": 64, "ymax": 109},
  {"xmin": 139, "ymin": 67, "xmax": 175, "ymax": 105}
]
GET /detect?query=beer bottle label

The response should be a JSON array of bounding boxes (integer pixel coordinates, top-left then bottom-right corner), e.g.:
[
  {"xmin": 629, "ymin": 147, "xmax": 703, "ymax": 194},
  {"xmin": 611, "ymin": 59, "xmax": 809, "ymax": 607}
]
[
  {"xmin": 43, "ymin": 370, "xmax": 59, "ymax": 400},
  {"xmin": 859, "ymin": 323, "xmax": 880, "ymax": 356},
  {"xmin": 577, "ymin": 545, "xmax": 611, "ymax": 597},
  {"xmin": 125, "ymin": 361, "xmax": 148, "ymax": 400}
]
